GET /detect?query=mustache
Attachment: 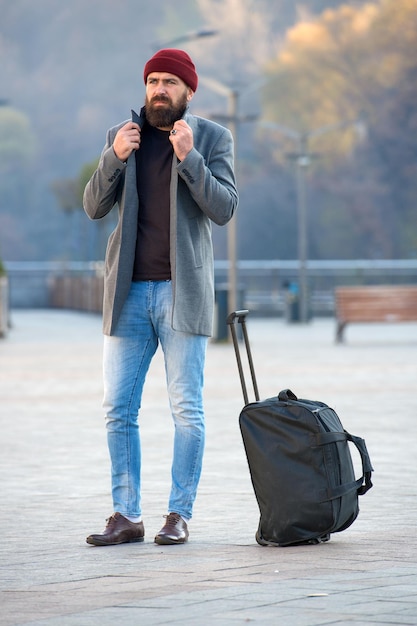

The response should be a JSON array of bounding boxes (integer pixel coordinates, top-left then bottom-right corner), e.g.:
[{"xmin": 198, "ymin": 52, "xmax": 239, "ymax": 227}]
[{"xmin": 151, "ymin": 95, "xmax": 171, "ymax": 104}]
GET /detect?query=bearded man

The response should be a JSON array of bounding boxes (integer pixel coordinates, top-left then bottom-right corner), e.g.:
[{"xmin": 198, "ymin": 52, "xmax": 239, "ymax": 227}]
[{"xmin": 83, "ymin": 49, "xmax": 238, "ymax": 546}]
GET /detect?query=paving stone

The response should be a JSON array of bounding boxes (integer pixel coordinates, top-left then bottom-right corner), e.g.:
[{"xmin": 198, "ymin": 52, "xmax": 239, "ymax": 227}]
[{"xmin": 1, "ymin": 310, "xmax": 417, "ymax": 626}]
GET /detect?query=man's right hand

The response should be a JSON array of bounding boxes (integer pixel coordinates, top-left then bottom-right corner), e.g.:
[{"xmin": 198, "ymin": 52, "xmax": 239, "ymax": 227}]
[{"xmin": 113, "ymin": 122, "xmax": 141, "ymax": 161}]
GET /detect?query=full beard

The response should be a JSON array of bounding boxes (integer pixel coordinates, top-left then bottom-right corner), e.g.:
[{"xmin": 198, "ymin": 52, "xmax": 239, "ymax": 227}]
[{"xmin": 145, "ymin": 93, "xmax": 188, "ymax": 129}]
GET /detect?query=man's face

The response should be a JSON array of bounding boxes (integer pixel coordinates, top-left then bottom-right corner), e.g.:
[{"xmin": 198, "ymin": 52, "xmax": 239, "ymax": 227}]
[{"xmin": 145, "ymin": 72, "xmax": 192, "ymax": 129}]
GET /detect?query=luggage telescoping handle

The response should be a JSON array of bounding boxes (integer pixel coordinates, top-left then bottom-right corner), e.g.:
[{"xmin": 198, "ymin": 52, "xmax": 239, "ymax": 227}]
[{"xmin": 227, "ymin": 310, "xmax": 260, "ymax": 405}]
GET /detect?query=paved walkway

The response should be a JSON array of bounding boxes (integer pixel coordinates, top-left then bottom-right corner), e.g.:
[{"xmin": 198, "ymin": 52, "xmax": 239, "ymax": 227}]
[{"xmin": 1, "ymin": 309, "xmax": 417, "ymax": 626}]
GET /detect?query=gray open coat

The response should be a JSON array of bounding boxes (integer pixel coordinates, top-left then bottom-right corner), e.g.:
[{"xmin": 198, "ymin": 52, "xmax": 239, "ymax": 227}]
[{"xmin": 83, "ymin": 108, "xmax": 238, "ymax": 336}]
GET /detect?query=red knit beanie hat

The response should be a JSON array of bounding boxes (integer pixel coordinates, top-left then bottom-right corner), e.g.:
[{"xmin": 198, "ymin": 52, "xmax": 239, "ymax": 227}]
[{"xmin": 143, "ymin": 48, "xmax": 198, "ymax": 92}]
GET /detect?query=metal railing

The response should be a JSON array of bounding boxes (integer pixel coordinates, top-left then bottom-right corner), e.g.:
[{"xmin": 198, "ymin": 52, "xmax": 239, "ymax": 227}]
[{"xmin": 4, "ymin": 259, "xmax": 417, "ymax": 316}]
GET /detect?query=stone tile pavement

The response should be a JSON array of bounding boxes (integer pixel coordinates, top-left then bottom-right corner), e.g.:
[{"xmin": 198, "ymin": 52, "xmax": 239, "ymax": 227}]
[{"xmin": 0, "ymin": 309, "xmax": 416, "ymax": 625}]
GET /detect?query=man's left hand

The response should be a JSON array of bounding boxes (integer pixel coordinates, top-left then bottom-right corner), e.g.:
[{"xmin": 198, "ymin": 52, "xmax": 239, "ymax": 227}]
[{"xmin": 169, "ymin": 120, "xmax": 193, "ymax": 161}]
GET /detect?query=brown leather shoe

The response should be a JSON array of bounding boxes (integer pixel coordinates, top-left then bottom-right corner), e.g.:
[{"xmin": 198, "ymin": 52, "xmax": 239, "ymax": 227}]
[
  {"xmin": 154, "ymin": 512, "xmax": 189, "ymax": 545},
  {"xmin": 86, "ymin": 512, "xmax": 144, "ymax": 546}
]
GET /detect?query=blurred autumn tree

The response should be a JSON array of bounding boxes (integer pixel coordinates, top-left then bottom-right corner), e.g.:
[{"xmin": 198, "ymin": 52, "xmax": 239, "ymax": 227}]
[{"xmin": 260, "ymin": 0, "xmax": 417, "ymax": 259}]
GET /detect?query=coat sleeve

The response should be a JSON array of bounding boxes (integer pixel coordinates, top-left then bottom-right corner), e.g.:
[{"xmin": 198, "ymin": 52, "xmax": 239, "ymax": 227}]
[
  {"xmin": 83, "ymin": 126, "xmax": 127, "ymax": 220},
  {"xmin": 176, "ymin": 123, "xmax": 238, "ymax": 226}
]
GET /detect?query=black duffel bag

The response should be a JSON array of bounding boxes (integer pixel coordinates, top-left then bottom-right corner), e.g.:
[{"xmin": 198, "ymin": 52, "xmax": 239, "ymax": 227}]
[{"xmin": 239, "ymin": 388, "xmax": 373, "ymax": 547}]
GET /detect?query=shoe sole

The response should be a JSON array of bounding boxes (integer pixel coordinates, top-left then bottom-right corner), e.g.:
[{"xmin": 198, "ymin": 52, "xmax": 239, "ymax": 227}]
[
  {"xmin": 86, "ymin": 536, "xmax": 144, "ymax": 546},
  {"xmin": 154, "ymin": 536, "xmax": 188, "ymax": 545}
]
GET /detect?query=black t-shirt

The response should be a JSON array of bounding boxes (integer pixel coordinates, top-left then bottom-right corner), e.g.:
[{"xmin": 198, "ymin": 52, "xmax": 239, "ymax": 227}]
[{"xmin": 133, "ymin": 123, "xmax": 173, "ymax": 281}]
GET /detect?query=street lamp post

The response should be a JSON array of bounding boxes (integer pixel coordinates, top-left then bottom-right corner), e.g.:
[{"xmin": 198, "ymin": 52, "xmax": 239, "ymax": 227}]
[
  {"xmin": 198, "ymin": 78, "xmax": 239, "ymax": 315},
  {"xmin": 200, "ymin": 77, "xmax": 259, "ymax": 316},
  {"xmin": 263, "ymin": 119, "xmax": 363, "ymax": 323},
  {"xmin": 295, "ymin": 136, "xmax": 310, "ymax": 324},
  {"xmin": 224, "ymin": 89, "xmax": 239, "ymax": 316}
]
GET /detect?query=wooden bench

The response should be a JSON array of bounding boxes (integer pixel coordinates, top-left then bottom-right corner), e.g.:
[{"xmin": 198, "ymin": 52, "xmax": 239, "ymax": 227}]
[{"xmin": 335, "ymin": 285, "xmax": 417, "ymax": 342}]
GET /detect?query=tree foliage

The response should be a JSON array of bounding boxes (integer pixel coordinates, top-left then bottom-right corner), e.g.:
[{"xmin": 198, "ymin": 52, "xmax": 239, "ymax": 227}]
[
  {"xmin": 0, "ymin": 0, "xmax": 415, "ymax": 262},
  {"xmin": 263, "ymin": 0, "xmax": 416, "ymax": 147},
  {"xmin": 256, "ymin": 0, "xmax": 417, "ymax": 259}
]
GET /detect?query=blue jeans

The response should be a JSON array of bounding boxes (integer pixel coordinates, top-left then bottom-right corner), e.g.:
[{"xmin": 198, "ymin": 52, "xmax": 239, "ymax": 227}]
[{"xmin": 102, "ymin": 280, "xmax": 207, "ymax": 521}]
